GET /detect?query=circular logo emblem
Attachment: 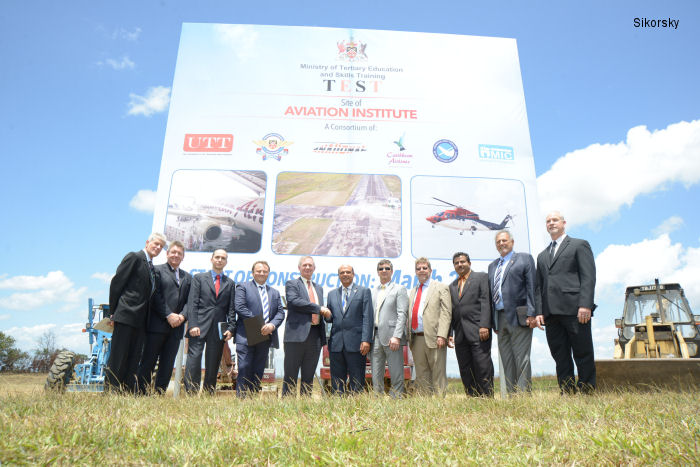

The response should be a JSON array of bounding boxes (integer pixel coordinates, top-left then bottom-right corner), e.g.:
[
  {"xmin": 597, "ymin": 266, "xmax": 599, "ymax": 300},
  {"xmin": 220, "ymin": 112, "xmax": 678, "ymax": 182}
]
[{"xmin": 433, "ymin": 139, "xmax": 458, "ymax": 163}]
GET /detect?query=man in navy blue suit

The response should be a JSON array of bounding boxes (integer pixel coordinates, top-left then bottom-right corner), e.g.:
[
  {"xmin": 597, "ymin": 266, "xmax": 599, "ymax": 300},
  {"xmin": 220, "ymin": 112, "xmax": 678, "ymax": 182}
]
[
  {"xmin": 488, "ymin": 231, "xmax": 537, "ymax": 394},
  {"xmin": 326, "ymin": 264, "xmax": 374, "ymax": 394},
  {"xmin": 234, "ymin": 260, "xmax": 285, "ymax": 397},
  {"xmin": 282, "ymin": 256, "xmax": 331, "ymax": 396}
]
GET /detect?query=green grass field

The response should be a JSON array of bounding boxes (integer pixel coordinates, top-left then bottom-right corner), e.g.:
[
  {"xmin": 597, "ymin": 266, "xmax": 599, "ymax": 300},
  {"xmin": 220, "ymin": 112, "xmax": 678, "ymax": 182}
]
[
  {"xmin": 276, "ymin": 173, "xmax": 361, "ymax": 205},
  {"xmin": 274, "ymin": 218, "xmax": 334, "ymax": 254},
  {"xmin": 1, "ymin": 374, "xmax": 698, "ymax": 465},
  {"xmin": 381, "ymin": 175, "xmax": 401, "ymax": 198}
]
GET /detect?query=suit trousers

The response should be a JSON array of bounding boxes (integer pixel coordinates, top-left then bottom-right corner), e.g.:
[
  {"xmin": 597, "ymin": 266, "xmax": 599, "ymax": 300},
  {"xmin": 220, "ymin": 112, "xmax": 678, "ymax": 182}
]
[
  {"xmin": 411, "ymin": 335, "xmax": 447, "ymax": 396},
  {"xmin": 545, "ymin": 315, "xmax": 596, "ymax": 393},
  {"xmin": 282, "ymin": 325, "xmax": 322, "ymax": 396},
  {"xmin": 330, "ymin": 348, "xmax": 366, "ymax": 394},
  {"xmin": 137, "ymin": 329, "xmax": 182, "ymax": 394},
  {"xmin": 184, "ymin": 328, "xmax": 224, "ymax": 394},
  {"xmin": 371, "ymin": 336, "xmax": 405, "ymax": 397},
  {"xmin": 496, "ymin": 312, "xmax": 533, "ymax": 394},
  {"xmin": 454, "ymin": 337, "xmax": 494, "ymax": 397},
  {"xmin": 236, "ymin": 340, "xmax": 271, "ymax": 397},
  {"xmin": 106, "ymin": 322, "xmax": 145, "ymax": 393}
]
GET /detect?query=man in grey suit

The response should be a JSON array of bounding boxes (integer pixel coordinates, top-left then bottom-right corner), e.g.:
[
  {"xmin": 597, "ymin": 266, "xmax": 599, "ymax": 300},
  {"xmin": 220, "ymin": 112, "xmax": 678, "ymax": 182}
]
[
  {"xmin": 234, "ymin": 260, "xmax": 285, "ymax": 397},
  {"xmin": 107, "ymin": 232, "xmax": 166, "ymax": 393},
  {"xmin": 535, "ymin": 211, "xmax": 597, "ymax": 393},
  {"xmin": 326, "ymin": 264, "xmax": 374, "ymax": 394},
  {"xmin": 449, "ymin": 252, "xmax": 493, "ymax": 396},
  {"xmin": 138, "ymin": 240, "xmax": 192, "ymax": 394},
  {"xmin": 184, "ymin": 249, "xmax": 235, "ymax": 394},
  {"xmin": 370, "ymin": 259, "xmax": 409, "ymax": 397},
  {"xmin": 488, "ymin": 231, "xmax": 536, "ymax": 394},
  {"xmin": 282, "ymin": 256, "xmax": 331, "ymax": 396}
]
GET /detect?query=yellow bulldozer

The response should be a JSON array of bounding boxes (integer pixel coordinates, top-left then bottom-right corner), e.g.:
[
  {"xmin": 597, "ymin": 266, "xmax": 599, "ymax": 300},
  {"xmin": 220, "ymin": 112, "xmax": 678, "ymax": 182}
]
[{"xmin": 596, "ymin": 280, "xmax": 700, "ymax": 390}]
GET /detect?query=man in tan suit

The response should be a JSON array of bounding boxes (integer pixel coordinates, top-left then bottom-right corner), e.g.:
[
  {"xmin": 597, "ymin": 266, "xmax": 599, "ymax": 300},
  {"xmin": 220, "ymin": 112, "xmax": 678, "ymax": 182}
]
[{"xmin": 407, "ymin": 257, "xmax": 452, "ymax": 395}]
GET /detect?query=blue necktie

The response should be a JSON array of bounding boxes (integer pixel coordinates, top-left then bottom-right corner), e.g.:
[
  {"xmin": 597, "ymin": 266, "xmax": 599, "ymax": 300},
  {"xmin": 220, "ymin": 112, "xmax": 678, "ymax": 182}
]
[
  {"xmin": 493, "ymin": 259, "xmax": 503, "ymax": 306},
  {"xmin": 260, "ymin": 285, "xmax": 270, "ymax": 322}
]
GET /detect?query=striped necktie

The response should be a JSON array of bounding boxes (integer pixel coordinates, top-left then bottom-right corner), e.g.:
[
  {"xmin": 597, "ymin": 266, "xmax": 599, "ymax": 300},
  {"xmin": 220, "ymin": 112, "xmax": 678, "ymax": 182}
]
[
  {"xmin": 492, "ymin": 259, "xmax": 503, "ymax": 306},
  {"xmin": 260, "ymin": 285, "xmax": 270, "ymax": 322}
]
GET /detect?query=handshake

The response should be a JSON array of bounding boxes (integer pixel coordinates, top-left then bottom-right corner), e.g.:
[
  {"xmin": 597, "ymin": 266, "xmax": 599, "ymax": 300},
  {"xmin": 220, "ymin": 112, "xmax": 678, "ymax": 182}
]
[{"xmin": 311, "ymin": 306, "xmax": 331, "ymax": 325}]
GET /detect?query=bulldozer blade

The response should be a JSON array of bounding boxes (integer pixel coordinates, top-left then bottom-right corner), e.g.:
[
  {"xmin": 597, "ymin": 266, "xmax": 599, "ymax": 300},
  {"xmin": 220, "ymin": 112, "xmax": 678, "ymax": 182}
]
[{"xmin": 595, "ymin": 359, "xmax": 700, "ymax": 391}]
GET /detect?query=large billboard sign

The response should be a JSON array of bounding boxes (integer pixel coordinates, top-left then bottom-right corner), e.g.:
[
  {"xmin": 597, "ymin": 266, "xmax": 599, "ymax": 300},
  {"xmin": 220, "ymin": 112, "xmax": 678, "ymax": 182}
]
[{"xmin": 152, "ymin": 23, "xmax": 540, "ymax": 291}]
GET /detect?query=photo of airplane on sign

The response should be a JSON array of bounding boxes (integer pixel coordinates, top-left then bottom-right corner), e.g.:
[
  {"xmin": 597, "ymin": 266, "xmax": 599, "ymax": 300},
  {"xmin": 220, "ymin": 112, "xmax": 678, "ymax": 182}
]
[
  {"xmin": 164, "ymin": 170, "xmax": 266, "ymax": 253},
  {"xmin": 424, "ymin": 197, "xmax": 513, "ymax": 235}
]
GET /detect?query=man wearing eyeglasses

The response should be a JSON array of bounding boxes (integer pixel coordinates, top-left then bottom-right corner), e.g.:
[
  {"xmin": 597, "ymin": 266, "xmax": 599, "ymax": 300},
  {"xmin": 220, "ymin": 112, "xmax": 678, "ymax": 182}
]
[
  {"xmin": 370, "ymin": 259, "xmax": 409, "ymax": 397},
  {"xmin": 407, "ymin": 257, "xmax": 452, "ymax": 396}
]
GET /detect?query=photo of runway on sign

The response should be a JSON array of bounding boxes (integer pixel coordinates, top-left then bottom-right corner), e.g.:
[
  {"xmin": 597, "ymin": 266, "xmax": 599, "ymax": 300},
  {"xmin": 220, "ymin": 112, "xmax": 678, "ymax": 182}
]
[{"xmin": 272, "ymin": 172, "xmax": 401, "ymax": 257}]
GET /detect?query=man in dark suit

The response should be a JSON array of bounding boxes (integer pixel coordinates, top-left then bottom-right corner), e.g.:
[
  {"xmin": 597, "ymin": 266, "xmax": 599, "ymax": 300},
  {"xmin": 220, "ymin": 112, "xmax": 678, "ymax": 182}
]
[
  {"xmin": 449, "ymin": 252, "xmax": 493, "ymax": 396},
  {"xmin": 137, "ymin": 240, "xmax": 191, "ymax": 394},
  {"xmin": 234, "ymin": 260, "xmax": 285, "ymax": 397},
  {"xmin": 535, "ymin": 211, "xmax": 597, "ymax": 393},
  {"xmin": 488, "ymin": 230, "xmax": 537, "ymax": 394},
  {"xmin": 107, "ymin": 232, "xmax": 166, "ymax": 393},
  {"xmin": 282, "ymin": 256, "xmax": 331, "ymax": 396},
  {"xmin": 326, "ymin": 264, "xmax": 374, "ymax": 394},
  {"xmin": 184, "ymin": 249, "xmax": 235, "ymax": 394}
]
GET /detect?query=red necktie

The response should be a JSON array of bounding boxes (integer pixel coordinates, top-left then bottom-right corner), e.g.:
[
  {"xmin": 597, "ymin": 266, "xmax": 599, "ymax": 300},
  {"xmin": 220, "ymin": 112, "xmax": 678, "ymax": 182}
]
[
  {"xmin": 411, "ymin": 283, "xmax": 423, "ymax": 331},
  {"xmin": 215, "ymin": 274, "xmax": 221, "ymax": 298},
  {"xmin": 308, "ymin": 280, "xmax": 320, "ymax": 325}
]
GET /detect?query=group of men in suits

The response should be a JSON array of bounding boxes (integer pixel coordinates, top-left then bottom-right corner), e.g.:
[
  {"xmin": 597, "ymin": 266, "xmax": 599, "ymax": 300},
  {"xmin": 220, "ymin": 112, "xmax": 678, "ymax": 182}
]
[{"xmin": 108, "ymin": 208, "xmax": 596, "ymax": 397}]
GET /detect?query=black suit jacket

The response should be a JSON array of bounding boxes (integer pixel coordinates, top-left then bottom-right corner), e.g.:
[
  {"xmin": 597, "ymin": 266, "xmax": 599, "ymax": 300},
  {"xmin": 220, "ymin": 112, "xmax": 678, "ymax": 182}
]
[
  {"xmin": 449, "ymin": 271, "xmax": 491, "ymax": 344},
  {"xmin": 109, "ymin": 250, "xmax": 154, "ymax": 328},
  {"xmin": 147, "ymin": 264, "xmax": 192, "ymax": 338},
  {"xmin": 535, "ymin": 236, "xmax": 596, "ymax": 317},
  {"xmin": 488, "ymin": 252, "xmax": 536, "ymax": 330},
  {"xmin": 186, "ymin": 271, "xmax": 236, "ymax": 338},
  {"xmin": 284, "ymin": 277, "xmax": 327, "ymax": 345}
]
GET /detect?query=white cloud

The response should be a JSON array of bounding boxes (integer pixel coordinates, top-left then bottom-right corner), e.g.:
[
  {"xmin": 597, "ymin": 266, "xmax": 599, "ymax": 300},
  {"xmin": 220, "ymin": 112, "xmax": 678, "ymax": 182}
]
[
  {"xmin": 0, "ymin": 314, "xmax": 9, "ymax": 321},
  {"xmin": 4, "ymin": 323, "xmax": 88, "ymax": 354},
  {"xmin": 127, "ymin": 86, "xmax": 170, "ymax": 116},
  {"xmin": 98, "ymin": 55, "xmax": 135, "ymax": 70},
  {"xmin": 91, "ymin": 272, "xmax": 113, "ymax": 284},
  {"xmin": 652, "ymin": 216, "xmax": 684, "ymax": 236},
  {"xmin": 129, "ymin": 189, "xmax": 156, "ymax": 213},
  {"xmin": 214, "ymin": 24, "xmax": 259, "ymax": 62},
  {"xmin": 595, "ymin": 233, "xmax": 700, "ymax": 305},
  {"xmin": 0, "ymin": 271, "xmax": 87, "ymax": 311},
  {"xmin": 537, "ymin": 119, "xmax": 700, "ymax": 228},
  {"xmin": 114, "ymin": 27, "xmax": 141, "ymax": 41}
]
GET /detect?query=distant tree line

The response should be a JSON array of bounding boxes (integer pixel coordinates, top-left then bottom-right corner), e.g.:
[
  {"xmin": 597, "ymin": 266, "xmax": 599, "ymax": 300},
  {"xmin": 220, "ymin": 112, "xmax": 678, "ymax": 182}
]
[{"xmin": 0, "ymin": 330, "xmax": 86, "ymax": 372}]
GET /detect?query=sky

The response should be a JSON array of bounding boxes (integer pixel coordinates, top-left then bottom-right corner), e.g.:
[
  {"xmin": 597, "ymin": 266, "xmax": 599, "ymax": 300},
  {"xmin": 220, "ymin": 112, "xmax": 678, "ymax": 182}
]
[{"xmin": 1, "ymin": 0, "xmax": 699, "ymax": 377}]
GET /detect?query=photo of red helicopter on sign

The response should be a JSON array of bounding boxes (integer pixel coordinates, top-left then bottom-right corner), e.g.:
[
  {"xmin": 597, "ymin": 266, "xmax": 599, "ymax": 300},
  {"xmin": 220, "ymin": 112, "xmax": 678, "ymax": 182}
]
[{"xmin": 411, "ymin": 175, "xmax": 531, "ymax": 261}]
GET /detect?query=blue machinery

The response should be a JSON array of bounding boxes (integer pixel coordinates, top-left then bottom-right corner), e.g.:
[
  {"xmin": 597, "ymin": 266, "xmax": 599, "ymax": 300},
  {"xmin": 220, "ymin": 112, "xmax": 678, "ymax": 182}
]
[{"xmin": 66, "ymin": 298, "xmax": 112, "ymax": 392}]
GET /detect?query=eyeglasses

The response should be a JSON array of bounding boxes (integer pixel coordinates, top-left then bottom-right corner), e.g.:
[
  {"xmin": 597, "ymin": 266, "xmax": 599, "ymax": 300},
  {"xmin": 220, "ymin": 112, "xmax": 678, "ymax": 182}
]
[
  {"xmin": 415, "ymin": 266, "xmax": 430, "ymax": 271},
  {"xmin": 377, "ymin": 267, "xmax": 391, "ymax": 271}
]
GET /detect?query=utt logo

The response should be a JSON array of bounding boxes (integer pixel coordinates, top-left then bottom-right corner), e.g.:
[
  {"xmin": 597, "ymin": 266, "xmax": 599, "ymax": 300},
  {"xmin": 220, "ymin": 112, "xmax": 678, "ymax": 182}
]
[
  {"xmin": 183, "ymin": 134, "xmax": 233, "ymax": 152},
  {"xmin": 337, "ymin": 35, "xmax": 367, "ymax": 62},
  {"xmin": 478, "ymin": 144, "xmax": 514, "ymax": 162}
]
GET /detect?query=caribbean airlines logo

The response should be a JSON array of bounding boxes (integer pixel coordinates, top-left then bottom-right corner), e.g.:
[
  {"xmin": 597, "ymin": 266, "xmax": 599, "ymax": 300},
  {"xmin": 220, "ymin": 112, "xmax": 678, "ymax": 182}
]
[
  {"xmin": 478, "ymin": 144, "xmax": 514, "ymax": 162},
  {"xmin": 386, "ymin": 133, "xmax": 413, "ymax": 167},
  {"xmin": 253, "ymin": 133, "xmax": 293, "ymax": 161},
  {"xmin": 183, "ymin": 134, "xmax": 233, "ymax": 152},
  {"xmin": 312, "ymin": 142, "xmax": 367, "ymax": 154},
  {"xmin": 337, "ymin": 35, "xmax": 367, "ymax": 62},
  {"xmin": 433, "ymin": 139, "xmax": 458, "ymax": 163}
]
